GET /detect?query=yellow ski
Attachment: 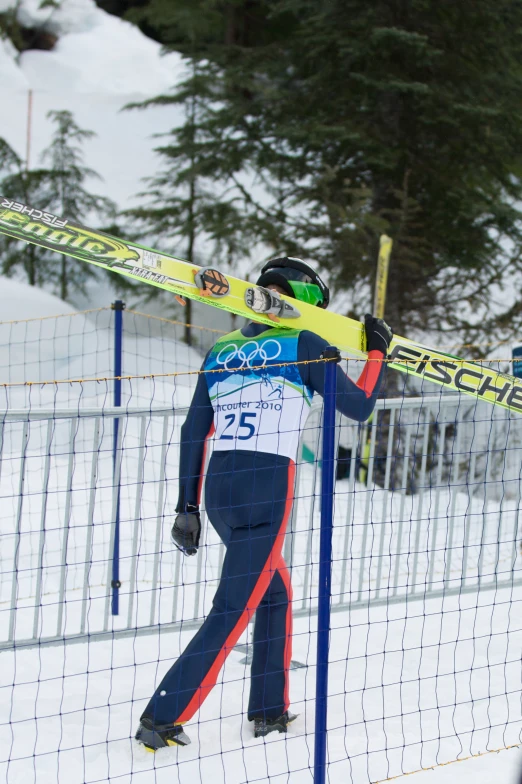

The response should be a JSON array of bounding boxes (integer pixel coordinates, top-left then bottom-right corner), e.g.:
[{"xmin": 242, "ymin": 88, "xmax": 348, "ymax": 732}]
[
  {"xmin": 373, "ymin": 234, "xmax": 392, "ymax": 319},
  {"xmin": 0, "ymin": 197, "xmax": 520, "ymax": 414}
]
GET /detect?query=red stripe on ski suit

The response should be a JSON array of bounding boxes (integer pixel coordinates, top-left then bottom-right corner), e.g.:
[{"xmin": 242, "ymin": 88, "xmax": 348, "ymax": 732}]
[
  {"xmin": 176, "ymin": 460, "xmax": 296, "ymax": 724},
  {"xmin": 356, "ymin": 350, "xmax": 385, "ymax": 398},
  {"xmin": 277, "ymin": 559, "xmax": 293, "ymax": 712}
]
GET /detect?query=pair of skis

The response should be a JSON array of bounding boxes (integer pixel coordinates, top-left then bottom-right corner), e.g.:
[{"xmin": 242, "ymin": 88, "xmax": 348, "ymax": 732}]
[{"xmin": 1, "ymin": 197, "xmax": 520, "ymax": 415}]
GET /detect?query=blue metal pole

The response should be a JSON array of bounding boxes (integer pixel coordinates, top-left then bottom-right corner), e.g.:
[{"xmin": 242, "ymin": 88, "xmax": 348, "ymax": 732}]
[
  {"xmin": 111, "ymin": 300, "xmax": 125, "ymax": 615},
  {"xmin": 314, "ymin": 346, "xmax": 340, "ymax": 783}
]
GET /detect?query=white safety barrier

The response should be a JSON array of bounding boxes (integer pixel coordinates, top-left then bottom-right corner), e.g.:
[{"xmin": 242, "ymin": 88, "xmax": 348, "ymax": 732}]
[{"xmin": 1, "ymin": 395, "xmax": 520, "ymax": 651}]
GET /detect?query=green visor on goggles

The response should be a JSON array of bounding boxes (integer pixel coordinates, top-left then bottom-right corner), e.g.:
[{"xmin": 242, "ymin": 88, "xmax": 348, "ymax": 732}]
[{"xmin": 287, "ymin": 280, "xmax": 324, "ymax": 307}]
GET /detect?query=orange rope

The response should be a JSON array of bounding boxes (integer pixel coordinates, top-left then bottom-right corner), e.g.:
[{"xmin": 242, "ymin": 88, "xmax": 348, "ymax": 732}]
[
  {"xmin": 374, "ymin": 742, "xmax": 522, "ymax": 782},
  {"xmin": 0, "ymin": 307, "xmax": 109, "ymax": 326},
  {"xmin": 0, "ymin": 357, "xmax": 338, "ymax": 388},
  {"xmin": 0, "ymin": 356, "xmax": 518, "ymax": 389}
]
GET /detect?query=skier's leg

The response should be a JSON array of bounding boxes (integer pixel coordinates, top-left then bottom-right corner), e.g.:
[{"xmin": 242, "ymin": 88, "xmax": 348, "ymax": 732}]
[
  {"xmin": 248, "ymin": 558, "xmax": 293, "ymax": 721},
  {"xmin": 140, "ymin": 462, "xmax": 295, "ymax": 726}
]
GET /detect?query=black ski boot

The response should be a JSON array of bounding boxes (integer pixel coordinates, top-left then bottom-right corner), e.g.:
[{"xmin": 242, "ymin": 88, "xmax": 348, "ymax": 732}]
[
  {"xmin": 253, "ymin": 711, "xmax": 297, "ymax": 738},
  {"xmin": 135, "ymin": 716, "xmax": 191, "ymax": 751}
]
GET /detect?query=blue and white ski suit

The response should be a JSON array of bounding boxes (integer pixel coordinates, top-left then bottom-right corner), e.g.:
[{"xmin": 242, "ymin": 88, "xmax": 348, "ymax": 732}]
[{"xmin": 142, "ymin": 321, "xmax": 385, "ymax": 725}]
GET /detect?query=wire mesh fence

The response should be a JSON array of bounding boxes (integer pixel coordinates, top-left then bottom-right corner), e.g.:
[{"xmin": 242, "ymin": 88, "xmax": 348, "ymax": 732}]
[
  {"xmin": 0, "ymin": 306, "xmax": 521, "ymax": 783},
  {"xmin": 0, "ymin": 305, "xmax": 223, "ymax": 407},
  {"xmin": 0, "ymin": 372, "xmax": 521, "ymax": 783},
  {"xmin": 2, "ymin": 393, "xmax": 520, "ymax": 651}
]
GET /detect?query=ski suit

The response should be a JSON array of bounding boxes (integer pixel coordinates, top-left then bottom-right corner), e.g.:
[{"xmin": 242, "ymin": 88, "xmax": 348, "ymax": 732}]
[{"xmin": 142, "ymin": 322, "xmax": 386, "ymax": 726}]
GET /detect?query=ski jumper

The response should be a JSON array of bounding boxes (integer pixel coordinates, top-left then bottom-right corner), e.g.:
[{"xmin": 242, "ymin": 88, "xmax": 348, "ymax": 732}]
[{"xmin": 142, "ymin": 322, "xmax": 385, "ymax": 726}]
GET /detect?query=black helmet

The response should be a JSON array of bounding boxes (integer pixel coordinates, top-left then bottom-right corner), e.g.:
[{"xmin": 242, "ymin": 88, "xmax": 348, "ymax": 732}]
[{"xmin": 256, "ymin": 257, "xmax": 330, "ymax": 309}]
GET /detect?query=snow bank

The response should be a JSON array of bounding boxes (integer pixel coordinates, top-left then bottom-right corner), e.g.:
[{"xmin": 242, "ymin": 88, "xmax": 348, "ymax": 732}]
[
  {"xmin": 18, "ymin": 0, "xmax": 185, "ymax": 96},
  {"xmin": 0, "ymin": 0, "xmax": 186, "ymax": 210},
  {"xmin": 1, "ymin": 585, "xmax": 520, "ymax": 784},
  {"xmin": 0, "ymin": 35, "xmax": 29, "ymax": 90},
  {"xmin": 0, "ymin": 276, "xmax": 203, "ymax": 407},
  {"xmin": 0, "ymin": 275, "xmax": 76, "ymax": 320}
]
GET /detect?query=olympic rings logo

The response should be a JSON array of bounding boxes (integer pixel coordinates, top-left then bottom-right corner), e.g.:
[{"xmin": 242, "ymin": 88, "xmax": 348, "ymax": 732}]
[{"xmin": 215, "ymin": 339, "xmax": 282, "ymax": 370}]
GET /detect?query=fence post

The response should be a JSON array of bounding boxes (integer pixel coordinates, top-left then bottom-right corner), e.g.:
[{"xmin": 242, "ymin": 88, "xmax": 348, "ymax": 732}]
[
  {"xmin": 111, "ymin": 300, "xmax": 125, "ymax": 615},
  {"xmin": 314, "ymin": 346, "xmax": 340, "ymax": 783}
]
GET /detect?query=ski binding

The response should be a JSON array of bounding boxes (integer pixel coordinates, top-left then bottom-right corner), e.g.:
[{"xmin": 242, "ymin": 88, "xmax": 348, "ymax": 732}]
[
  {"xmin": 245, "ymin": 286, "xmax": 301, "ymax": 320},
  {"xmin": 194, "ymin": 267, "xmax": 230, "ymax": 297}
]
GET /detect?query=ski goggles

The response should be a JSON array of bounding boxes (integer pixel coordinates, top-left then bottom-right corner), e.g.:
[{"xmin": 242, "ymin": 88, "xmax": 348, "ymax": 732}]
[
  {"xmin": 259, "ymin": 262, "xmax": 329, "ymax": 307},
  {"xmin": 287, "ymin": 280, "xmax": 325, "ymax": 307}
]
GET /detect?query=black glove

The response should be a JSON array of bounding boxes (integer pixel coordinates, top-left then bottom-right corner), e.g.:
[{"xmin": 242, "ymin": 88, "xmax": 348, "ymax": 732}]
[
  {"xmin": 171, "ymin": 506, "xmax": 201, "ymax": 556},
  {"xmin": 364, "ymin": 314, "xmax": 393, "ymax": 355}
]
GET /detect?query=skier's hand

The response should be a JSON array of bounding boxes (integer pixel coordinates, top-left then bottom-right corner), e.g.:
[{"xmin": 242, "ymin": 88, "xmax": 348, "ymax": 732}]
[
  {"xmin": 171, "ymin": 506, "xmax": 201, "ymax": 556},
  {"xmin": 364, "ymin": 314, "xmax": 393, "ymax": 356}
]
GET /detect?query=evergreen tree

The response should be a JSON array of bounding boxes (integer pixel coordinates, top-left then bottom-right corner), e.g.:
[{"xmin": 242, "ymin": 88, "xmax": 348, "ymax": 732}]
[
  {"xmin": 0, "ymin": 111, "xmax": 117, "ymax": 301},
  {"xmin": 126, "ymin": 0, "xmax": 522, "ymax": 349},
  {"xmin": 41, "ymin": 110, "xmax": 116, "ymax": 300},
  {"xmin": 0, "ymin": 138, "xmax": 59, "ymax": 287},
  {"xmin": 126, "ymin": 58, "xmax": 257, "ymax": 344}
]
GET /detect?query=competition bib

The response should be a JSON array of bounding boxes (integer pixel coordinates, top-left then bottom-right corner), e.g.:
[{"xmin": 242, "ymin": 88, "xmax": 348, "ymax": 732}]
[{"xmin": 205, "ymin": 329, "xmax": 313, "ymax": 461}]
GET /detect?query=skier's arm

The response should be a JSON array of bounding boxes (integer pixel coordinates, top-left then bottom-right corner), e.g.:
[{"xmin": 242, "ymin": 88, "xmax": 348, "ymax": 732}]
[
  {"xmin": 175, "ymin": 365, "xmax": 214, "ymax": 512},
  {"xmin": 298, "ymin": 317, "xmax": 391, "ymax": 422}
]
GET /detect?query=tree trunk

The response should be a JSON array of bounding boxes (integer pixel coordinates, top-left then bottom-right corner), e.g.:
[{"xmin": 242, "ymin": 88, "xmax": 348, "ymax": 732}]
[
  {"xmin": 60, "ymin": 257, "xmax": 67, "ymax": 300},
  {"xmin": 28, "ymin": 246, "xmax": 36, "ymax": 286},
  {"xmin": 184, "ymin": 297, "xmax": 193, "ymax": 345},
  {"xmin": 184, "ymin": 96, "xmax": 197, "ymax": 347}
]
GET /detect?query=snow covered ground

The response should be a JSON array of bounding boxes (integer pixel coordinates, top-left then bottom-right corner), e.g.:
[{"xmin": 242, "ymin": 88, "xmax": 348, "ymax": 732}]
[
  {"xmin": 1, "ymin": 586, "xmax": 521, "ymax": 784},
  {"xmin": 1, "ymin": 403, "xmax": 521, "ymax": 783}
]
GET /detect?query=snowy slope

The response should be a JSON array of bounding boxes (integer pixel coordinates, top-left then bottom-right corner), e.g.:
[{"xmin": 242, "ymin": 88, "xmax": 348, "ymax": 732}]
[
  {"xmin": 1, "ymin": 392, "xmax": 521, "ymax": 784},
  {"xmin": 0, "ymin": 0, "xmax": 247, "ymax": 326},
  {"xmin": 1, "ymin": 593, "xmax": 521, "ymax": 784},
  {"xmin": 0, "ymin": 0, "xmax": 186, "ymax": 210},
  {"xmin": 0, "ymin": 275, "xmax": 203, "ymax": 407},
  {"xmin": 0, "ymin": 275, "xmax": 76, "ymax": 320}
]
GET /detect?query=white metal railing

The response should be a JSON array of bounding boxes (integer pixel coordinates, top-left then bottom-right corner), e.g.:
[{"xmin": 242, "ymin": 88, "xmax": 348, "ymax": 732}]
[{"xmin": 1, "ymin": 395, "xmax": 521, "ymax": 651}]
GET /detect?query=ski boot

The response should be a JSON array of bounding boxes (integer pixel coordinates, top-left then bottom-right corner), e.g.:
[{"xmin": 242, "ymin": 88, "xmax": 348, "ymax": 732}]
[
  {"xmin": 135, "ymin": 716, "xmax": 191, "ymax": 751},
  {"xmin": 253, "ymin": 711, "xmax": 297, "ymax": 738}
]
